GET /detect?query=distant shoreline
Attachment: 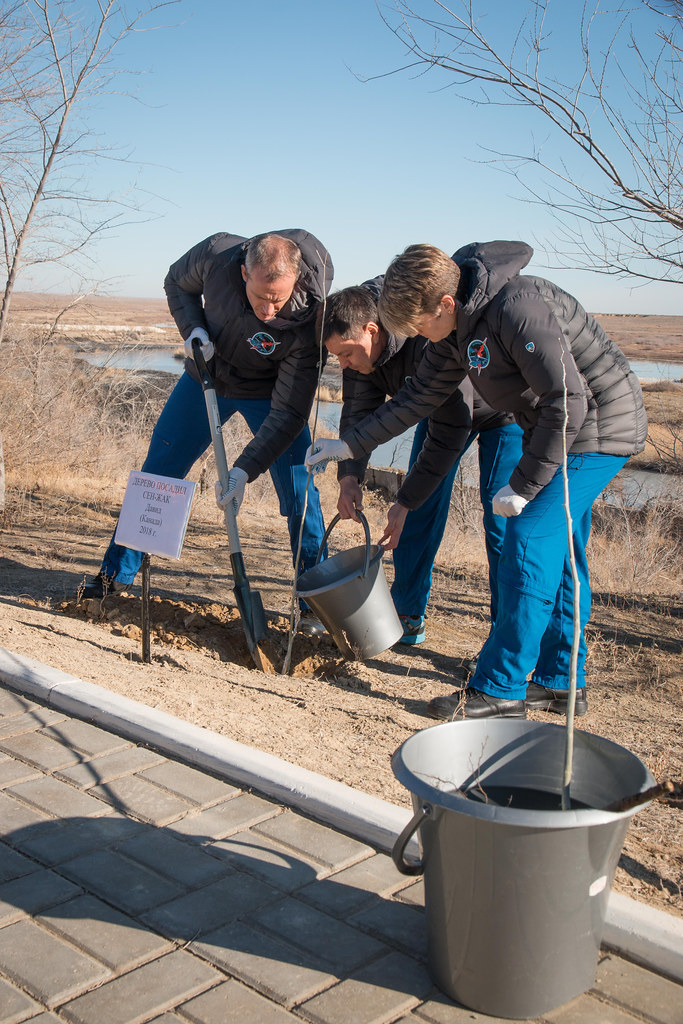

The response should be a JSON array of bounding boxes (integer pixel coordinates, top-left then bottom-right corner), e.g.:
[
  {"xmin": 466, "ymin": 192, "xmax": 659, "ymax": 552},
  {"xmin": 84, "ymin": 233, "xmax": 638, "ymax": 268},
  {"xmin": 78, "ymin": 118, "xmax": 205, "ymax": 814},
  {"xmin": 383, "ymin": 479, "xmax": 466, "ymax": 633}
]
[{"xmin": 9, "ymin": 291, "xmax": 683, "ymax": 366}]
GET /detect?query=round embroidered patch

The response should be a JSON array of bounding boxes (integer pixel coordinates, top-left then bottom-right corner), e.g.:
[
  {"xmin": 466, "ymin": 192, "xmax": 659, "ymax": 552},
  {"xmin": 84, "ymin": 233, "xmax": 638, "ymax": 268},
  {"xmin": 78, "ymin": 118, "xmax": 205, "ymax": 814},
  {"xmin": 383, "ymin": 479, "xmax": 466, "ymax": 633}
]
[
  {"xmin": 247, "ymin": 332, "xmax": 280, "ymax": 355},
  {"xmin": 467, "ymin": 338, "xmax": 490, "ymax": 374}
]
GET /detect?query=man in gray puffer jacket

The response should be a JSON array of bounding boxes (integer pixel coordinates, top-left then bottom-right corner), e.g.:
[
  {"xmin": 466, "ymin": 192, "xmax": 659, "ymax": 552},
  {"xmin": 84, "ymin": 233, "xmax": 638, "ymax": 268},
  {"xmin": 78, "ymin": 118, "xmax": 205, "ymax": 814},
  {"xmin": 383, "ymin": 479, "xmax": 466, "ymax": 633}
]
[
  {"xmin": 306, "ymin": 241, "xmax": 646, "ymax": 718},
  {"xmin": 82, "ymin": 230, "xmax": 332, "ymax": 633}
]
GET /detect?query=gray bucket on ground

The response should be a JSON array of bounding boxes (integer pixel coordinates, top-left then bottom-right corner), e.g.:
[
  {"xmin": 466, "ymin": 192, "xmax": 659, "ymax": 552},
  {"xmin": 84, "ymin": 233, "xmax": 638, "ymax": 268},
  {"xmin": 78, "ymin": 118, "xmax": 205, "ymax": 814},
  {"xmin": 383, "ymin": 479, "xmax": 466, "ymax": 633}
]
[
  {"xmin": 391, "ymin": 719, "xmax": 655, "ymax": 1020},
  {"xmin": 296, "ymin": 511, "xmax": 403, "ymax": 659}
]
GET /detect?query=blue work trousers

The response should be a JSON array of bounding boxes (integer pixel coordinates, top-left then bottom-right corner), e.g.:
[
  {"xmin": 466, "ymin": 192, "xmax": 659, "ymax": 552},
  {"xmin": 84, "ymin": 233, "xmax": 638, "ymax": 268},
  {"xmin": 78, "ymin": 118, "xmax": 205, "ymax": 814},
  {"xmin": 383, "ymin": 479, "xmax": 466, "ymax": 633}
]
[
  {"xmin": 470, "ymin": 452, "xmax": 628, "ymax": 700},
  {"xmin": 100, "ymin": 371, "xmax": 326, "ymax": 584},
  {"xmin": 391, "ymin": 420, "xmax": 524, "ymax": 622}
]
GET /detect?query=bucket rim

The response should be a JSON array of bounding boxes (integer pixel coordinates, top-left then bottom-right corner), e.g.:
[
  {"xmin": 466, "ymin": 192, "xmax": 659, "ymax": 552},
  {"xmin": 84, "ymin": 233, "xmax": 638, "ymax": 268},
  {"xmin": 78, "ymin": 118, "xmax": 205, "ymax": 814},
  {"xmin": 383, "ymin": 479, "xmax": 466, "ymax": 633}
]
[
  {"xmin": 296, "ymin": 543, "xmax": 384, "ymax": 599},
  {"xmin": 391, "ymin": 720, "xmax": 655, "ymax": 829}
]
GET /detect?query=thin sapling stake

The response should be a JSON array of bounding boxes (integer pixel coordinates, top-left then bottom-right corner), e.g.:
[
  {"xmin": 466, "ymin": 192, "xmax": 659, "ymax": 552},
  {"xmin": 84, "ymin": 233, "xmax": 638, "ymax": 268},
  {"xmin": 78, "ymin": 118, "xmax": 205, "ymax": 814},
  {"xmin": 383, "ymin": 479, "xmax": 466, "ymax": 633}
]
[
  {"xmin": 560, "ymin": 346, "xmax": 581, "ymax": 810},
  {"xmin": 282, "ymin": 250, "xmax": 330, "ymax": 675}
]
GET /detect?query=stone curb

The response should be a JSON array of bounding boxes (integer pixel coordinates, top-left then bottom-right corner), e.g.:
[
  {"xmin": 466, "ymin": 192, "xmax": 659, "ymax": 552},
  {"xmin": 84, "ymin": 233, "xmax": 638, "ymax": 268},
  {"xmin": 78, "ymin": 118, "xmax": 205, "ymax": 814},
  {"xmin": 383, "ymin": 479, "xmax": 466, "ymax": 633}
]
[{"xmin": 0, "ymin": 646, "xmax": 681, "ymax": 984}]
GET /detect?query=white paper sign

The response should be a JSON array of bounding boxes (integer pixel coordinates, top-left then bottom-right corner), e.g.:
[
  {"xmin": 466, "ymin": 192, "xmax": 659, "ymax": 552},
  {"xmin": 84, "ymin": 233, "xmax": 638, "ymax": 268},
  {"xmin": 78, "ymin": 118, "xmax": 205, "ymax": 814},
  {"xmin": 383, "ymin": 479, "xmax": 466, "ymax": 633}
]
[{"xmin": 115, "ymin": 471, "xmax": 196, "ymax": 560}]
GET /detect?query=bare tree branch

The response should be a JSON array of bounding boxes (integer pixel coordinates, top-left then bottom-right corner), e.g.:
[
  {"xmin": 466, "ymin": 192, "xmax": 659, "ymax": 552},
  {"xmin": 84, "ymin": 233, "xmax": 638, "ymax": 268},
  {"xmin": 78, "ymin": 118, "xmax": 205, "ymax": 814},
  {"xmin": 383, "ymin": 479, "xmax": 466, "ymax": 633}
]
[
  {"xmin": 0, "ymin": 0, "xmax": 179, "ymax": 345},
  {"xmin": 377, "ymin": 0, "xmax": 683, "ymax": 284}
]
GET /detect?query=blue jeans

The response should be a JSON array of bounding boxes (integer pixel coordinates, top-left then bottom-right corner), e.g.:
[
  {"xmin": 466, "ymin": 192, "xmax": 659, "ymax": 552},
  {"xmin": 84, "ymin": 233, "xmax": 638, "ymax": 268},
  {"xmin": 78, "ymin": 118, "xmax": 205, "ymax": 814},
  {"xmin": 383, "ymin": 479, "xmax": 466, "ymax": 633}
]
[
  {"xmin": 470, "ymin": 453, "xmax": 628, "ymax": 699},
  {"xmin": 100, "ymin": 371, "xmax": 326, "ymax": 585},
  {"xmin": 391, "ymin": 420, "xmax": 524, "ymax": 622}
]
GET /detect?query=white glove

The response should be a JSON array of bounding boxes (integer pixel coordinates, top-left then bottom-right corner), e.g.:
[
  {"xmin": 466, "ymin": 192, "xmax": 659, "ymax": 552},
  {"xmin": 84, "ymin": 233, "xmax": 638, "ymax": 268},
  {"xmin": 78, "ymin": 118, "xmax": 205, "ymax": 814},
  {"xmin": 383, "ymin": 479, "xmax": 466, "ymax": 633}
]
[
  {"xmin": 304, "ymin": 438, "xmax": 353, "ymax": 474},
  {"xmin": 492, "ymin": 484, "xmax": 529, "ymax": 517},
  {"xmin": 185, "ymin": 326, "xmax": 214, "ymax": 361},
  {"xmin": 215, "ymin": 467, "xmax": 248, "ymax": 515}
]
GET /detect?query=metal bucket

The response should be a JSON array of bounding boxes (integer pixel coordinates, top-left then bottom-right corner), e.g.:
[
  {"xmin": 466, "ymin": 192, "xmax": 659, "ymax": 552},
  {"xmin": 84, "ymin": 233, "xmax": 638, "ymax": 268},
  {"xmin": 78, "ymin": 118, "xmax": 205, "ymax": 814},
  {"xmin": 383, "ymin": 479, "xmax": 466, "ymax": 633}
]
[
  {"xmin": 296, "ymin": 512, "xmax": 403, "ymax": 659},
  {"xmin": 392, "ymin": 719, "xmax": 655, "ymax": 1020}
]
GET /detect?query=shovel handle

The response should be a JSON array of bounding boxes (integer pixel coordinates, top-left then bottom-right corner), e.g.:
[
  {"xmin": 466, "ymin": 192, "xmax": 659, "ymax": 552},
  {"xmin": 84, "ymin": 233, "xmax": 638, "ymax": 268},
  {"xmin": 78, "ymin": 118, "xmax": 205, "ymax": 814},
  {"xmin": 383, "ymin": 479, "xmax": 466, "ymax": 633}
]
[
  {"xmin": 391, "ymin": 803, "xmax": 432, "ymax": 876},
  {"xmin": 192, "ymin": 337, "xmax": 241, "ymax": 555},
  {"xmin": 314, "ymin": 511, "xmax": 372, "ymax": 577},
  {"xmin": 191, "ymin": 337, "xmax": 212, "ymax": 389}
]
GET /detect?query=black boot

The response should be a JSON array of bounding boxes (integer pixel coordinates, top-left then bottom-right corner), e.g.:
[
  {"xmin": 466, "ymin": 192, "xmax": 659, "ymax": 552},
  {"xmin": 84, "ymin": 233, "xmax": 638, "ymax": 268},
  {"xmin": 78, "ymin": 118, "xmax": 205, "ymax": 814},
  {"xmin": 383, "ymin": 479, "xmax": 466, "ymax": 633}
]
[
  {"xmin": 79, "ymin": 573, "xmax": 127, "ymax": 600},
  {"xmin": 427, "ymin": 687, "xmax": 526, "ymax": 721},
  {"xmin": 525, "ymin": 682, "xmax": 588, "ymax": 716}
]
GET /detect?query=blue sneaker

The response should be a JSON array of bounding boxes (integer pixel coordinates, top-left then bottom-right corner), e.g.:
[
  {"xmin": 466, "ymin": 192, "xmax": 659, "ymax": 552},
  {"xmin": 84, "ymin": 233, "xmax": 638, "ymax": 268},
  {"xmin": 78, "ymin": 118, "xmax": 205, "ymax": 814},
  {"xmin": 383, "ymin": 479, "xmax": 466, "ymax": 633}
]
[{"xmin": 398, "ymin": 614, "xmax": 425, "ymax": 645}]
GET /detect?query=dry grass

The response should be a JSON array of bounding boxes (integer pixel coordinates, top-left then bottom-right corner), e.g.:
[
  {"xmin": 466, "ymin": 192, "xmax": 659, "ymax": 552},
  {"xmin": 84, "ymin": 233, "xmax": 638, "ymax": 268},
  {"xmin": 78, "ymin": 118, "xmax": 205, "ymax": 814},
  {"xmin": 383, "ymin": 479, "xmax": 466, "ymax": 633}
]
[
  {"xmin": 2, "ymin": 330, "xmax": 682, "ymax": 604},
  {"xmin": 631, "ymin": 382, "xmax": 683, "ymax": 473},
  {"xmin": 1, "ymin": 329, "xmax": 169, "ymax": 499}
]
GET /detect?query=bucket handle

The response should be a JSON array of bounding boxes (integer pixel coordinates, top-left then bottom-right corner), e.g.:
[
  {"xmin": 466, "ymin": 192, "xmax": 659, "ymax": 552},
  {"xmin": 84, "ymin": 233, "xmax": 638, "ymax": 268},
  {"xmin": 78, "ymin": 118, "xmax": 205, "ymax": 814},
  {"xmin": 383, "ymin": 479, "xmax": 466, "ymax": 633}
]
[
  {"xmin": 391, "ymin": 803, "xmax": 432, "ymax": 876},
  {"xmin": 314, "ymin": 510, "xmax": 372, "ymax": 577}
]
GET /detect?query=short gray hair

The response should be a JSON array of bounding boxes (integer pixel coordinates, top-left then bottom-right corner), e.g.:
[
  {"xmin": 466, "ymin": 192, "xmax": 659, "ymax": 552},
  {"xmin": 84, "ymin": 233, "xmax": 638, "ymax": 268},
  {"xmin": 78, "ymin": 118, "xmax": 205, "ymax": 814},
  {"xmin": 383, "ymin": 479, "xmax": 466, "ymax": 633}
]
[{"xmin": 245, "ymin": 234, "xmax": 302, "ymax": 282}]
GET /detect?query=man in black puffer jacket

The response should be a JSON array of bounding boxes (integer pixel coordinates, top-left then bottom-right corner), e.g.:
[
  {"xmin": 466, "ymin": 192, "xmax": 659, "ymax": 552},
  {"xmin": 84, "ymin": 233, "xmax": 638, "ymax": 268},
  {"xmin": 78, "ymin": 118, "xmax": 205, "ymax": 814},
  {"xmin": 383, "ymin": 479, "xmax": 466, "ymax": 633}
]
[
  {"xmin": 307, "ymin": 242, "xmax": 646, "ymax": 715},
  {"xmin": 82, "ymin": 230, "xmax": 333, "ymax": 633}
]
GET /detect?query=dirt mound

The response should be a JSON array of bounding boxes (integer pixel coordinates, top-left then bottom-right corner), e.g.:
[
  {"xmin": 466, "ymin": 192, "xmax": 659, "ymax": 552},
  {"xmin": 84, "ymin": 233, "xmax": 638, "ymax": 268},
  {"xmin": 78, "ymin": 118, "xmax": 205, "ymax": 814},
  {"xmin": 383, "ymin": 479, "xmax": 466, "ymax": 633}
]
[{"xmin": 54, "ymin": 592, "xmax": 348, "ymax": 678}]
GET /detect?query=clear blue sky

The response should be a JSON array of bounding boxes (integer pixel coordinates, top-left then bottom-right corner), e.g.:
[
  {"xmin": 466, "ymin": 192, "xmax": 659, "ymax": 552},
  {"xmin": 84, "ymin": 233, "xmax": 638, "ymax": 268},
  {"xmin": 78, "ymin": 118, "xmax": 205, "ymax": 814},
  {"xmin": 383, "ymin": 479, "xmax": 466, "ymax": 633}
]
[{"xmin": 19, "ymin": 0, "xmax": 682, "ymax": 315}]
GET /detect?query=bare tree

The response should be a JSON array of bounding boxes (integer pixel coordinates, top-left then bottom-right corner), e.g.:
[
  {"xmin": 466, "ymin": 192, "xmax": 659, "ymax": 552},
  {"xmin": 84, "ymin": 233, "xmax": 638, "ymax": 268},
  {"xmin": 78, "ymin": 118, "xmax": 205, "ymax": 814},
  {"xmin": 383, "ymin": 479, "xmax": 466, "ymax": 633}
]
[
  {"xmin": 0, "ymin": 0, "xmax": 177, "ymax": 510},
  {"xmin": 378, "ymin": 0, "xmax": 683, "ymax": 285}
]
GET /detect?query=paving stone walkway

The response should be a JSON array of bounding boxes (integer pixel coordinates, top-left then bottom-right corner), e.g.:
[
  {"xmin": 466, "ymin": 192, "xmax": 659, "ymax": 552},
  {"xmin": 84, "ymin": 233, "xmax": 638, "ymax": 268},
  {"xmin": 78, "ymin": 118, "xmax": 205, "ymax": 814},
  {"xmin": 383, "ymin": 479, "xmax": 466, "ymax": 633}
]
[{"xmin": 0, "ymin": 684, "xmax": 680, "ymax": 1024}]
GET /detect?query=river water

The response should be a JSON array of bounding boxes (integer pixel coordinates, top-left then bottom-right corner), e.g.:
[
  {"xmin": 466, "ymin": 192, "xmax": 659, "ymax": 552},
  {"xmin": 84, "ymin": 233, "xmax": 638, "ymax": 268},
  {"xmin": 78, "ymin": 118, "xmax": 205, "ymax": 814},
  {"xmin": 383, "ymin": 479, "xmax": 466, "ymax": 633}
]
[
  {"xmin": 81, "ymin": 351, "xmax": 683, "ymax": 383},
  {"xmin": 81, "ymin": 348, "xmax": 682, "ymax": 504}
]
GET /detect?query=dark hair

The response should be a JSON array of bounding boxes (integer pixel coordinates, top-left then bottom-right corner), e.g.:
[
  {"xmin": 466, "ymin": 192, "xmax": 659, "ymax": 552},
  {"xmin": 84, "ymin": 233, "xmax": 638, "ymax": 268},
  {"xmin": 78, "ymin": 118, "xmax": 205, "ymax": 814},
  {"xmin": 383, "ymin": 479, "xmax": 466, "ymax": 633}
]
[{"xmin": 321, "ymin": 286, "xmax": 379, "ymax": 343}]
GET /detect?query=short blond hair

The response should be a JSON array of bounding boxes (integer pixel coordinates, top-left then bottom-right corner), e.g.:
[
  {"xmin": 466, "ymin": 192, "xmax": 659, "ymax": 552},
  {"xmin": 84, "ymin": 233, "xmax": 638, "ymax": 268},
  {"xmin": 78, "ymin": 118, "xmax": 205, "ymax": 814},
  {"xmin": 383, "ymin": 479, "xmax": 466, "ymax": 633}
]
[{"xmin": 378, "ymin": 244, "xmax": 460, "ymax": 336}]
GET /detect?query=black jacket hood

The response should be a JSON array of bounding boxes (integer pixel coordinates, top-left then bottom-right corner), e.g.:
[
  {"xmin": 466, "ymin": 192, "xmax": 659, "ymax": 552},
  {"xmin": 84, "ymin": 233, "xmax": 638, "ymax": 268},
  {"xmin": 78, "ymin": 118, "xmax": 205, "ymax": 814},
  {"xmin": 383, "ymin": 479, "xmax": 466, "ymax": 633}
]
[{"xmin": 454, "ymin": 240, "xmax": 533, "ymax": 336}]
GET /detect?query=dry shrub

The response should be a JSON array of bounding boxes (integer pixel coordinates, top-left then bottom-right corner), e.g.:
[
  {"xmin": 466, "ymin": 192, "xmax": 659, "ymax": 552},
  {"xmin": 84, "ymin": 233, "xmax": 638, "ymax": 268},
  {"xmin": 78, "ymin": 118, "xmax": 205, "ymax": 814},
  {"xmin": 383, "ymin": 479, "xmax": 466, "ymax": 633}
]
[
  {"xmin": 0, "ymin": 326, "xmax": 269, "ymax": 519},
  {"xmin": 639, "ymin": 382, "xmax": 683, "ymax": 472},
  {"xmin": 0, "ymin": 328, "xmax": 173, "ymax": 501},
  {"xmin": 589, "ymin": 495, "xmax": 683, "ymax": 595},
  {"xmin": 584, "ymin": 630, "xmax": 677, "ymax": 696},
  {"xmin": 641, "ymin": 379, "xmax": 683, "ymax": 399},
  {"xmin": 317, "ymin": 383, "xmax": 341, "ymax": 403},
  {"xmin": 644, "ymin": 423, "xmax": 683, "ymax": 472},
  {"xmin": 3, "ymin": 328, "xmax": 680, "ymax": 607}
]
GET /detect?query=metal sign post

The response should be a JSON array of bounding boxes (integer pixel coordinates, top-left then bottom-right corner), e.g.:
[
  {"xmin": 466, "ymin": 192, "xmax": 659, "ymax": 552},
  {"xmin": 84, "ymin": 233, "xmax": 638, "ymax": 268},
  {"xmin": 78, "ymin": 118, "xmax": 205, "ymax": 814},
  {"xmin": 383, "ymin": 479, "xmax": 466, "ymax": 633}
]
[
  {"xmin": 141, "ymin": 553, "xmax": 151, "ymax": 663},
  {"xmin": 114, "ymin": 471, "xmax": 196, "ymax": 667}
]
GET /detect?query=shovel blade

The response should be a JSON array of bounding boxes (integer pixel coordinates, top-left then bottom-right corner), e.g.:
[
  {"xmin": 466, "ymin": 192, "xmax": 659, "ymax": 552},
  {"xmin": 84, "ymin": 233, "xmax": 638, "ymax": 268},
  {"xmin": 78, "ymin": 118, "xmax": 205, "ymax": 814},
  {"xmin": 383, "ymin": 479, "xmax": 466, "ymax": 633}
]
[{"xmin": 233, "ymin": 579, "xmax": 268, "ymax": 669}]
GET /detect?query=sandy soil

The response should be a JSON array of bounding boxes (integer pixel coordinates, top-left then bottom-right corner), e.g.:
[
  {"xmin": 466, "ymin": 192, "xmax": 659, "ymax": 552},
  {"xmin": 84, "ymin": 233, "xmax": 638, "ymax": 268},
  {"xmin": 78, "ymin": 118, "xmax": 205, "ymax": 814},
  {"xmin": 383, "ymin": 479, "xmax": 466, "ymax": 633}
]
[
  {"xmin": 0, "ymin": 484, "xmax": 681, "ymax": 919},
  {"xmin": 2, "ymin": 292, "xmax": 682, "ymax": 918}
]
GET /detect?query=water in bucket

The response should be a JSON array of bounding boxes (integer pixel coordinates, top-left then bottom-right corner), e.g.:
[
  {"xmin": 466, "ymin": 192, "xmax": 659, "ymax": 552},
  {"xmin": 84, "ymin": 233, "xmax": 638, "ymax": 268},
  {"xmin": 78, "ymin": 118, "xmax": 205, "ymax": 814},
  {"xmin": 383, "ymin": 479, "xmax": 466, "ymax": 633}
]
[{"xmin": 463, "ymin": 783, "xmax": 592, "ymax": 811}]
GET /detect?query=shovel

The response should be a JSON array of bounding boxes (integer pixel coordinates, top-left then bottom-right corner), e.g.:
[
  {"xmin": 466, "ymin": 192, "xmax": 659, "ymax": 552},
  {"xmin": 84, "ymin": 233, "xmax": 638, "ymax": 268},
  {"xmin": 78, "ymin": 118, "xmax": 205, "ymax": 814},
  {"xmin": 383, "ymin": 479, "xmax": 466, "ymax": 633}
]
[{"xmin": 192, "ymin": 339, "xmax": 269, "ymax": 672}]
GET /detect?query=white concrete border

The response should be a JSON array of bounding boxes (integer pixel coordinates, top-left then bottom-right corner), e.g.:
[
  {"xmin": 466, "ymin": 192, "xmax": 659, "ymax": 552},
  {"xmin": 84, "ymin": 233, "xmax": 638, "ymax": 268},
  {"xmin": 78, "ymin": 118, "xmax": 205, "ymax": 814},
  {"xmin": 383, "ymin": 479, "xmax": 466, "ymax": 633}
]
[{"xmin": 0, "ymin": 646, "xmax": 681, "ymax": 983}]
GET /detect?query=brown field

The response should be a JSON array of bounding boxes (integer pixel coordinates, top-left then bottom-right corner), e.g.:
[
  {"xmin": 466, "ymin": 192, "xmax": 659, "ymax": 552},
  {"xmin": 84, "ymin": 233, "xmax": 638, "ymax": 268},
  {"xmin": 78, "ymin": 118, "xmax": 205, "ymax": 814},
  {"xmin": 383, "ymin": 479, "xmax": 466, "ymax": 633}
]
[{"xmin": 594, "ymin": 312, "xmax": 683, "ymax": 365}]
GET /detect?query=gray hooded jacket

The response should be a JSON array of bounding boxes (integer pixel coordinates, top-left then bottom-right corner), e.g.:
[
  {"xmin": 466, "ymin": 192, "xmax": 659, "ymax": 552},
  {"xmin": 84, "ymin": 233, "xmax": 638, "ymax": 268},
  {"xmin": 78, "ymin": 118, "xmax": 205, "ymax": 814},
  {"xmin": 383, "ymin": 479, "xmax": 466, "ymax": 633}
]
[
  {"xmin": 342, "ymin": 242, "xmax": 647, "ymax": 501},
  {"xmin": 164, "ymin": 229, "xmax": 333, "ymax": 481}
]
